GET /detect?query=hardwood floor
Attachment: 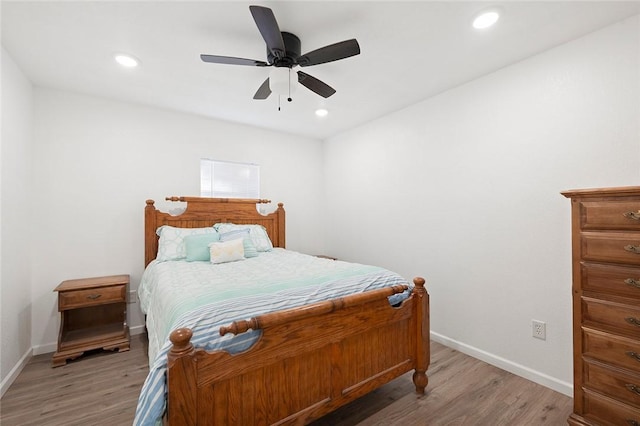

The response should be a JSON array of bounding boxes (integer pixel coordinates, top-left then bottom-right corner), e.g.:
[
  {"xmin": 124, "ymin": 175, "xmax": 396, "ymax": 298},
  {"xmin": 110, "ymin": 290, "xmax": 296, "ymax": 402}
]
[{"xmin": 0, "ymin": 335, "xmax": 572, "ymax": 425}]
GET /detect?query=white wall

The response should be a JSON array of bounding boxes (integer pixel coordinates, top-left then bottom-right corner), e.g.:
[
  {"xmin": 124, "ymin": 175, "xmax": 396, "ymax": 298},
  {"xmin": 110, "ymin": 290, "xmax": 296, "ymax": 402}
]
[
  {"xmin": 30, "ymin": 89, "xmax": 325, "ymax": 354},
  {"xmin": 323, "ymin": 16, "xmax": 640, "ymax": 395},
  {"xmin": 1, "ymin": 47, "xmax": 34, "ymax": 396}
]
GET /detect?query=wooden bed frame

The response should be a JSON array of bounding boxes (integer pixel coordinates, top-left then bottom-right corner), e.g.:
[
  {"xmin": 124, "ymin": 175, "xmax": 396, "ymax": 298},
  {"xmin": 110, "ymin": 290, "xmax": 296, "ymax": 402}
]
[{"xmin": 144, "ymin": 197, "xmax": 430, "ymax": 425}]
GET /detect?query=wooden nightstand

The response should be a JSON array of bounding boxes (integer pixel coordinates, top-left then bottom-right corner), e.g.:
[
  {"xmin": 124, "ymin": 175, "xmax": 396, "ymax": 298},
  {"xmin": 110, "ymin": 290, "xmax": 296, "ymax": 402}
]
[{"xmin": 52, "ymin": 274, "xmax": 130, "ymax": 367}]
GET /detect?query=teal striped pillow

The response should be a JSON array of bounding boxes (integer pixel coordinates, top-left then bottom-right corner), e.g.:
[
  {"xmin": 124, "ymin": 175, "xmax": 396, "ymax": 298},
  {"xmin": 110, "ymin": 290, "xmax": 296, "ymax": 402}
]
[
  {"xmin": 214, "ymin": 223, "xmax": 273, "ymax": 252},
  {"xmin": 219, "ymin": 229, "xmax": 259, "ymax": 258}
]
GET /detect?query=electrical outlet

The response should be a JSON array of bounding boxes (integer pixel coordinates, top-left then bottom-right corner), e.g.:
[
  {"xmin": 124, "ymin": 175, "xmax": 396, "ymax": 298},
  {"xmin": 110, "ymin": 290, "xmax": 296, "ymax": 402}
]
[
  {"xmin": 127, "ymin": 290, "xmax": 137, "ymax": 304},
  {"xmin": 532, "ymin": 320, "xmax": 546, "ymax": 340}
]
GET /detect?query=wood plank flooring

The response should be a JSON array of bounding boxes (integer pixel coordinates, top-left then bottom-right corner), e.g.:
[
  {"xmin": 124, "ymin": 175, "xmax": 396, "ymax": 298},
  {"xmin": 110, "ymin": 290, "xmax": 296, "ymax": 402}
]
[{"xmin": 0, "ymin": 334, "xmax": 572, "ymax": 425}]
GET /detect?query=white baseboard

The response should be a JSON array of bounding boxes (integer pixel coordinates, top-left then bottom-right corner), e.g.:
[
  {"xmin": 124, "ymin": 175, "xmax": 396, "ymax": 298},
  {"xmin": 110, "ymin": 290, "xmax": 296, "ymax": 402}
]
[
  {"xmin": 430, "ymin": 331, "xmax": 573, "ymax": 397},
  {"xmin": 0, "ymin": 346, "xmax": 32, "ymax": 398},
  {"xmin": 33, "ymin": 342, "xmax": 57, "ymax": 356},
  {"xmin": 130, "ymin": 324, "xmax": 146, "ymax": 336}
]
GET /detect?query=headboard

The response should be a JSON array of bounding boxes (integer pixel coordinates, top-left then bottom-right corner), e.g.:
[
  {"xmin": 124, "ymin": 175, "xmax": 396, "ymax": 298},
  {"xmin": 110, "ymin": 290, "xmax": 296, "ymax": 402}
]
[{"xmin": 144, "ymin": 196, "xmax": 286, "ymax": 267}]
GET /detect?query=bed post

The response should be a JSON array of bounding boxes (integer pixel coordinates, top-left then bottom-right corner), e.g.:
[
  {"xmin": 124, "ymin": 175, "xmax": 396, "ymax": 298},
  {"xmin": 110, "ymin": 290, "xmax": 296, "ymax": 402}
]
[
  {"xmin": 276, "ymin": 202, "xmax": 286, "ymax": 248},
  {"xmin": 145, "ymin": 200, "xmax": 158, "ymax": 267},
  {"xmin": 167, "ymin": 328, "xmax": 197, "ymax": 425},
  {"xmin": 411, "ymin": 277, "xmax": 430, "ymax": 394}
]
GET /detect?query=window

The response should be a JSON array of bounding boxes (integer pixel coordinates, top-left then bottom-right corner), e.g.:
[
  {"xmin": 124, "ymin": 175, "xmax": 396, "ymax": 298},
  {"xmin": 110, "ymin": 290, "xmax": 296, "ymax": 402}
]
[{"xmin": 200, "ymin": 159, "xmax": 260, "ymax": 198}]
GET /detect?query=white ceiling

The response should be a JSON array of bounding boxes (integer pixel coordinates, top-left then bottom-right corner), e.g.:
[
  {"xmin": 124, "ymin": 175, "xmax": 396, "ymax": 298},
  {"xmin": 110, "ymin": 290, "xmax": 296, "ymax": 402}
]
[{"xmin": 3, "ymin": 1, "xmax": 640, "ymax": 139}]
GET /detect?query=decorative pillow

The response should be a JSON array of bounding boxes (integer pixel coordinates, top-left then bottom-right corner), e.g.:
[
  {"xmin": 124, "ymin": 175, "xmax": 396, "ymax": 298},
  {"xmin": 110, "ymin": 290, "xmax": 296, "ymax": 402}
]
[
  {"xmin": 214, "ymin": 223, "xmax": 273, "ymax": 252},
  {"xmin": 184, "ymin": 233, "xmax": 220, "ymax": 262},
  {"xmin": 156, "ymin": 225, "xmax": 217, "ymax": 262},
  {"xmin": 219, "ymin": 229, "xmax": 259, "ymax": 258},
  {"xmin": 241, "ymin": 239, "xmax": 259, "ymax": 258},
  {"xmin": 219, "ymin": 228, "xmax": 250, "ymax": 241},
  {"xmin": 208, "ymin": 239, "xmax": 245, "ymax": 264}
]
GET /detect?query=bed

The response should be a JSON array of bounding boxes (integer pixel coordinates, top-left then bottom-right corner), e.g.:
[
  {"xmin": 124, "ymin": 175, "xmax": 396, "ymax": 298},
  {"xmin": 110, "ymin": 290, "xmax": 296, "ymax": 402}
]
[{"xmin": 135, "ymin": 196, "xmax": 430, "ymax": 425}]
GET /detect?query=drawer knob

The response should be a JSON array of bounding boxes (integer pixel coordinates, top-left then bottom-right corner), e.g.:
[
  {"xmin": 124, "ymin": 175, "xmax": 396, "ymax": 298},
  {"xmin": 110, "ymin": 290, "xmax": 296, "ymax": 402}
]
[
  {"xmin": 626, "ymin": 383, "xmax": 640, "ymax": 396},
  {"xmin": 86, "ymin": 294, "xmax": 102, "ymax": 300},
  {"xmin": 627, "ymin": 351, "xmax": 640, "ymax": 362},
  {"xmin": 624, "ymin": 245, "xmax": 640, "ymax": 254},
  {"xmin": 624, "ymin": 210, "xmax": 640, "ymax": 221},
  {"xmin": 626, "ymin": 278, "xmax": 640, "ymax": 289},
  {"xmin": 626, "ymin": 317, "xmax": 640, "ymax": 327}
]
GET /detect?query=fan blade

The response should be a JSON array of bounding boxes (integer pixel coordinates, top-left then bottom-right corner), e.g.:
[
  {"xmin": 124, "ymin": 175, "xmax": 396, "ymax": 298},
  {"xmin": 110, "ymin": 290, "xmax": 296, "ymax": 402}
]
[
  {"xmin": 201, "ymin": 54, "xmax": 269, "ymax": 67},
  {"xmin": 253, "ymin": 78, "xmax": 272, "ymax": 100},
  {"xmin": 249, "ymin": 5, "xmax": 285, "ymax": 59},
  {"xmin": 297, "ymin": 39, "xmax": 360, "ymax": 67},
  {"xmin": 297, "ymin": 71, "xmax": 336, "ymax": 98}
]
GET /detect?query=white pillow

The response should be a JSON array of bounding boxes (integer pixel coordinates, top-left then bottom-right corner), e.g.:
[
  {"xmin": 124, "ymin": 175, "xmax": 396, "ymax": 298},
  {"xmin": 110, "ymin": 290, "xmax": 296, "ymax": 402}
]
[
  {"xmin": 156, "ymin": 225, "xmax": 217, "ymax": 262},
  {"xmin": 208, "ymin": 239, "xmax": 245, "ymax": 264},
  {"xmin": 214, "ymin": 223, "xmax": 273, "ymax": 252}
]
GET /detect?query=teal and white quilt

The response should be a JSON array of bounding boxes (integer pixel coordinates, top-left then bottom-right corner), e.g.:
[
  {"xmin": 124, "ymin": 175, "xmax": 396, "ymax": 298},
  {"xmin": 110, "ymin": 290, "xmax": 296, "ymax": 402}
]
[{"xmin": 134, "ymin": 249, "xmax": 410, "ymax": 425}]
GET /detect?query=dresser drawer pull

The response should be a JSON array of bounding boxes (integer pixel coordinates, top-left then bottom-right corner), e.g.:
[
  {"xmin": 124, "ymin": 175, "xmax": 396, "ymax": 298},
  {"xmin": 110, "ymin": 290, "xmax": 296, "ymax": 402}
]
[
  {"xmin": 626, "ymin": 317, "xmax": 640, "ymax": 327},
  {"xmin": 86, "ymin": 294, "xmax": 102, "ymax": 300},
  {"xmin": 624, "ymin": 245, "xmax": 640, "ymax": 254},
  {"xmin": 626, "ymin": 383, "xmax": 640, "ymax": 396},
  {"xmin": 624, "ymin": 210, "xmax": 640, "ymax": 221},
  {"xmin": 626, "ymin": 278, "xmax": 640, "ymax": 288},
  {"xmin": 627, "ymin": 351, "xmax": 640, "ymax": 362}
]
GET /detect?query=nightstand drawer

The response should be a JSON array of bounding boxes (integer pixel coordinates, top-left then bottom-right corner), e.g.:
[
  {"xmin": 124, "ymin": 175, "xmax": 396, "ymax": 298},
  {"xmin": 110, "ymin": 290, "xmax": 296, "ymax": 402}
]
[{"xmin": 58, "ymin": 285, "xmax": 125, "ymax": 310}]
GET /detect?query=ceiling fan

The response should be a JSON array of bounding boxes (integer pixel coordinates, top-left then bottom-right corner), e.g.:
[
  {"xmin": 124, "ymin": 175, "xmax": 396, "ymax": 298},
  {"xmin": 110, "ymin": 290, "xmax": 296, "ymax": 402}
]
[{"xmin": 200, "ymin": 5, "xmax": 360, "ymax": 101}]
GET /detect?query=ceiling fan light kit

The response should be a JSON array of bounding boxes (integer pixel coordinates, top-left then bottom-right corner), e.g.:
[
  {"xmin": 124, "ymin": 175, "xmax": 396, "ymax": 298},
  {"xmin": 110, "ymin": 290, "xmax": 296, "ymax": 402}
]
[
  {"xmin": 200, "ymin": 5, "xmax": 360, "ymax": 106},
  {"xmin": 269, "ymin": 67, "xmax": 296, "ymax": 98}
]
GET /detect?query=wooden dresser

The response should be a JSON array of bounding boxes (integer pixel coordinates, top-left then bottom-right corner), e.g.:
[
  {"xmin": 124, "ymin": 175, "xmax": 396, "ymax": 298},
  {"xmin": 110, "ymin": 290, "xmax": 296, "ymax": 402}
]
[{"xmin": 562, "ymin": 187, "xmax": 640, "ymax": 425}]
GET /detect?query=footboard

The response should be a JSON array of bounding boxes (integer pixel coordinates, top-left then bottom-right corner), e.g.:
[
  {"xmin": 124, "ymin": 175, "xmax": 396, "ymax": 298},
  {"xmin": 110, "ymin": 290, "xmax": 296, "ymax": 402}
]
[{"xmin": 165, "ymin": 277, "xmax": 429, "ymax": 425}]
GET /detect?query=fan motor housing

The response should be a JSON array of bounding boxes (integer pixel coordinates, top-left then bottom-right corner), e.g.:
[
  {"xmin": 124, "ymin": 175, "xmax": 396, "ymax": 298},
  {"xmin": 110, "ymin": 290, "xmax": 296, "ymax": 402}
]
[{"xmin": 268, "ymin": 32, "xmax": 301, "ymax": 67}]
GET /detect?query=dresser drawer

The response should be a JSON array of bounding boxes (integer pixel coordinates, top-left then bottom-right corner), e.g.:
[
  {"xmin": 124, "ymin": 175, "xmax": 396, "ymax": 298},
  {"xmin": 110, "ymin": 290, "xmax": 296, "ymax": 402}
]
[
  {"xmin": 581, "ymin": 232, "xmax": 640, "ymax": 265},
  {"xmin": 580, "ymin": 201, "xmax": 640, "ymax": 231},
  {"xmin": 583, "ymin": 388, "xmax": 640, "ymax": 426},
  {"xmin": 583, "ymin": 297, "xmax": 640, "ymax": 337},
  {"xmin": 58, "ymin": 285, "xmax": 126, "ymax": 310},
  {"xmin": 582, "ymin": 263, "xmax": 640, "ymax": 299},
  {"xmin": 584, "ymin": 328, "xmax": 640, "ymax": 372},
  {"xmin": 585, "ymin": 360, "xmax": 640, "ymax": 409}
]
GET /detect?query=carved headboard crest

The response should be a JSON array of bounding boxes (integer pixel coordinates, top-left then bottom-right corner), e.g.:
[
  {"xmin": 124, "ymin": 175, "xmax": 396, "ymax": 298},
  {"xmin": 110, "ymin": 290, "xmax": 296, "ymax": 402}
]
[{"xmin": 144, "ymin": 197, "xmax": 285, "ymax": 267}]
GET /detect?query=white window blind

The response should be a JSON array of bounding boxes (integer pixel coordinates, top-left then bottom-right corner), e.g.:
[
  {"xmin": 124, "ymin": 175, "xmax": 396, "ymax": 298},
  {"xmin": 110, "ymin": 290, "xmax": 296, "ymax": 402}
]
[{"xmin": 200, "ymin": 159, "xmax": 260, "ymax": 199}]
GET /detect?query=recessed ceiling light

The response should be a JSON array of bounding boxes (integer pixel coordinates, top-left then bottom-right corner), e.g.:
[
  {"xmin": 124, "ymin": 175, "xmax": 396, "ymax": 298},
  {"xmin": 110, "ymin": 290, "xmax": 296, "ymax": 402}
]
[
  {"xmin": 114, "ymin": 53, "xmax": 139, "ymax": 68},
  {"xmin": 472, "ymin": 9, "xmax": 500, "ymax": 29},
  {"xmin": 315, "ymin": 108, "xmax": 328, "ymax": 117}
]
